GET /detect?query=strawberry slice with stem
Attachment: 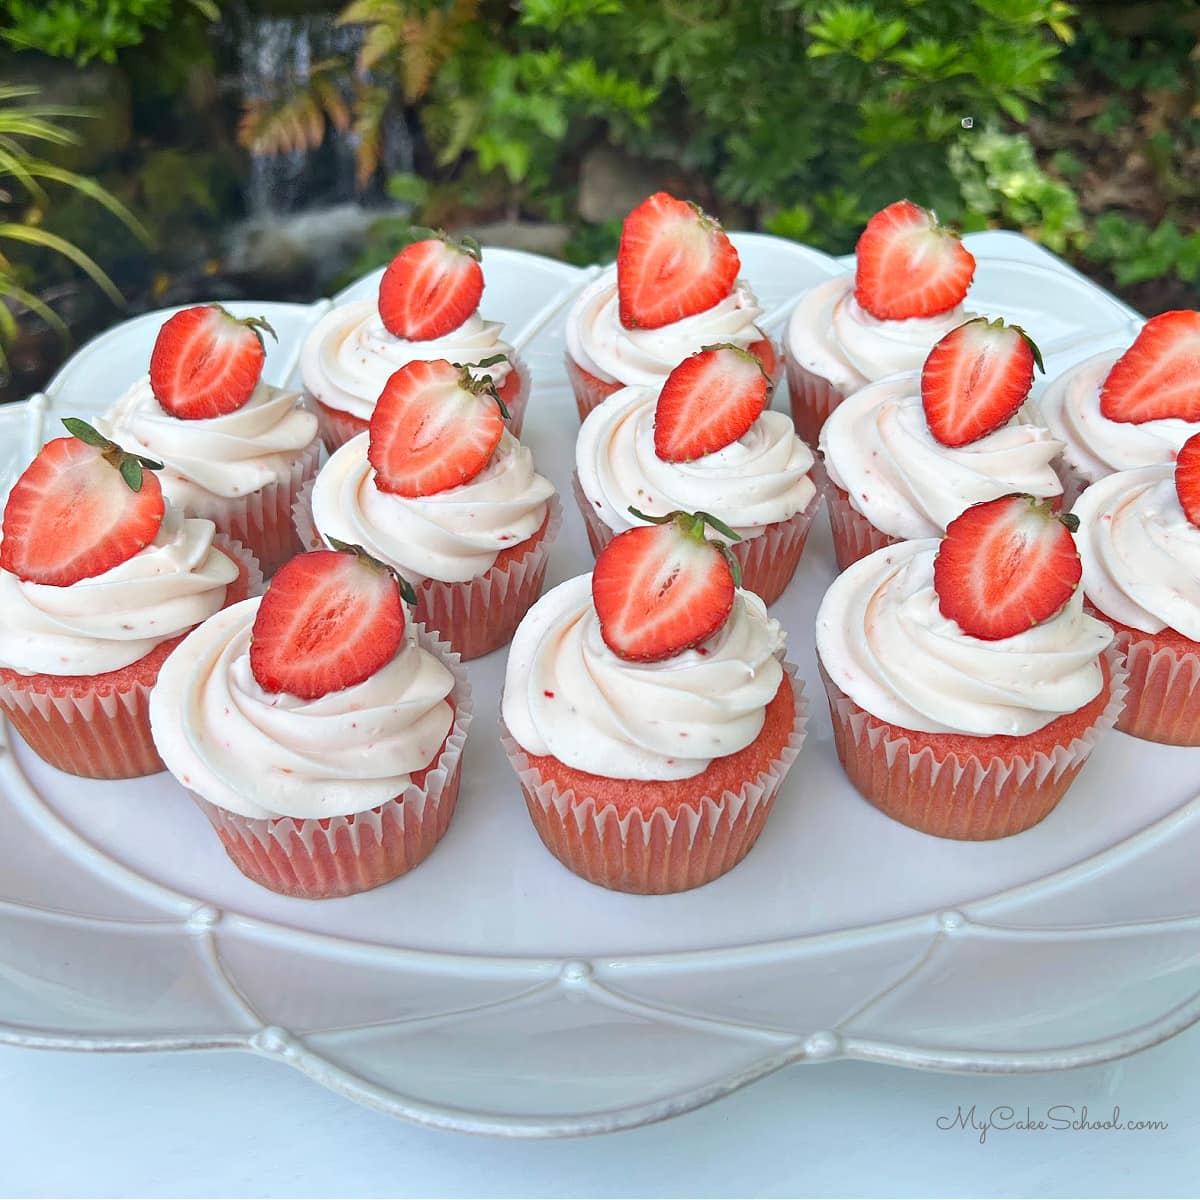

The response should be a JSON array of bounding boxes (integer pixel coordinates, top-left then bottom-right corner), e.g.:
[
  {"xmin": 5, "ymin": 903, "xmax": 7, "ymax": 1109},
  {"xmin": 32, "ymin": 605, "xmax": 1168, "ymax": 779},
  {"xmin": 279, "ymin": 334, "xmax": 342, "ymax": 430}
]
[
  {"xmin": 149, "ymin": 304, "xmax": 276, "ymax": 420},
  {"xmin": 654, "ymin": 343, "xmax": 771, "ymax": 462},
  {"xmin": 933, "ymin": 494, "xmax": 1082, "ymax": 641},
  {"xmin": 921, "ymin": 317, "xmax": 1043, "ymax": 447},
  {"xmin": 592, "ymin": 508, "xmax": 743, "ymax": 662},
  {"xmin": 617, "ymin": 192, "xmax": 740, "ymax": 330},
  {"xmin": 1175, "ymin": 431, "xmax": 1200, "ymax": 528},
  {"xmin": 854, "ymin": 200, "xmax": 975, "ymax": 321},
  {"xmin": 1099, "ymin": 310, "xmax": 1200, "ymax": 424},
  {"xmin": 249, "ymin": 541, "xmax": 416, "ymax": 700},
  {"xmin": 378, "ymin": 230, "xmax": 484, "ymax": 341},
  {"xmin": 1, "ymin": 417, "xmax": 164, "ymax": 586}
]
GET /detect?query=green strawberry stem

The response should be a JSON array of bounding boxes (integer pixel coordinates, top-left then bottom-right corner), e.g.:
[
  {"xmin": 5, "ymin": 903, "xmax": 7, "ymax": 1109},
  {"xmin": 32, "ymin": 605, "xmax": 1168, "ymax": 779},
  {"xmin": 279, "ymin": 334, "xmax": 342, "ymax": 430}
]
[
  {"xmin": 325, "ymin": 535, "xmax": 419, "ymax": 605},
  {"xmin": 628, "ymin": 506, "xmax": 744, "ymax": 588},
  {"xmin": 61, "ymin": 417, "xmax": 162, "ymax": 493}
]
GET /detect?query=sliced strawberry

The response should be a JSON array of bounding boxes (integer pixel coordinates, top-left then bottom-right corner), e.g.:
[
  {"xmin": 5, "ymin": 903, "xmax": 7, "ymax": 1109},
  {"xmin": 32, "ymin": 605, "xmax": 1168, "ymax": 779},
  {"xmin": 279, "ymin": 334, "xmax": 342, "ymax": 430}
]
[
  {"xmin": 592, "ymin": 510, "xmax": 742, "ymax": 662},
  {"xmin": 934, "ymin": 494, "xmax": 1082, "ymax": 641},
  {"xmin": 854, "ymin": 200, "xmax": 975, "ymax": 321},
  {"xmin": 378, "ymin": 232, "xmax": 484, "ymax": 341},
  {"xmin": 920, "ymin": 317, "xmax": 1043, "ymax": 447},
  {"xmin": 654, "ymin": 344, "xmax": 771, "ymax": 462},
  {"xmin": 1176, "ymin": 431, "xmax": 1200, "ymax": 527},
  {"xmin": 250, "ymin": 543, "xmax": 416, "ymax": 699},
  {"xmin": 149, "ymin": 305, "xmax": 275, "ymax": 420},
  {"xmin": 617, "ymin": 192, "xmax": 740, "ymax": 330},
  {"xmin": 368, "ymin": 358, "xmax": 507, "ymax": 497},
  {"xmin": 1099, "ymin": 310, "xmax": 1200, "ymax": 424},
  {"xmin": 1, "ymin": 418, "xmax": 164, "ymax": 586}
]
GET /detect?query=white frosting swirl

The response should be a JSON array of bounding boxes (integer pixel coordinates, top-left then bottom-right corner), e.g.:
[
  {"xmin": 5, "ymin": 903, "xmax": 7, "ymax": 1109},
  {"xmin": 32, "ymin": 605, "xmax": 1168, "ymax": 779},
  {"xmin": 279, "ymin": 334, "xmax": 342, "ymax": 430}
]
[
  {"xmin": 1037, "ymin": 348, "xmax": 1200, "ymax": 483},
  {"xmin": 149, "ymin": 597, "xmax": 455, "ymax": 820},
  {"xmin": 787, "ymin": 276, "xmax": 974, "ymax": 393},
  {"xmin": 576, "ymin": 384, "xmax": 816, "ymax": 538},
  {"xmin": 502, "ymin": 574, "xmax": 785, "ymax": 781},
  {"xmin": 1074, "ymin": 466, "xmax": 1200, "ymax": 639},
  {"xmin": 300, "ymin": 299, "xmax": 514, "ymax": 420},
  {"xmin": 0, "ymin": 508, "xmax": 238, "ymax": 676},
  {"xmin": 819, "ymin": 373, "xmax": 1064, "ymax": 539},
  {"xmin": 565, "ymin": 266, "xmax": 764, "ymax": 387},
  {"xmin": 816, "ymin": 539, "xmax": 1112, "ymax": 736},
  {"xmin": 310, "ymin": 431, "xmax": 554, "ymax": 584},
  {"xmin": 97, "ymin": 375, "xmax": 318, "ymax": 502}
]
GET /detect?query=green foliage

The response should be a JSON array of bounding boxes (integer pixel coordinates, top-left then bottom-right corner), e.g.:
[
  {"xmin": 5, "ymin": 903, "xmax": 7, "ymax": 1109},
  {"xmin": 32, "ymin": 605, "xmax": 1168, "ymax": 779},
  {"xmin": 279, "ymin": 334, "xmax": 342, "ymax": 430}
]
[{"xmin": 1082, "ymin": 213, "xmax": 1200, "ymax": 288}]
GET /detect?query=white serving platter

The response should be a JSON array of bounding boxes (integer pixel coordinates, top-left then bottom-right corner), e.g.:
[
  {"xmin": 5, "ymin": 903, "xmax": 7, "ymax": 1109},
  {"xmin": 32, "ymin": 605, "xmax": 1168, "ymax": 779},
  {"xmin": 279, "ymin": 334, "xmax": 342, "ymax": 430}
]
[{"xmin": 1, "ymin": 232, "xmax": 1198, "ymax": 1139}]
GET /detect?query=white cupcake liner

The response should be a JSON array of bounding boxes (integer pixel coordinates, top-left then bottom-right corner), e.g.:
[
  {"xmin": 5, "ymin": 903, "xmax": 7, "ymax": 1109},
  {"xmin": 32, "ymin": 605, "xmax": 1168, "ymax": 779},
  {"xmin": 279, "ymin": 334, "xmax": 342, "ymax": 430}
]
[
  {"xmin": 499, "ymin": 661, "xmax": 808, "ymax": 894},
  {"xmin": 189, "ymin": 624, "xmax": 474, "ymax": 898}
]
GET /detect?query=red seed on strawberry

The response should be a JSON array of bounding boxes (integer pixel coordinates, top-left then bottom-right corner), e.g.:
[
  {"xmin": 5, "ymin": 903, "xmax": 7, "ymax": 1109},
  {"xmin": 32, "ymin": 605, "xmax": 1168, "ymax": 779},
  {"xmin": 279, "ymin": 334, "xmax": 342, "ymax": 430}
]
[
  {"xmin": 854, "ymin": 200, "xmax": 975, "ymax": 321},
  {"xmin": 617, "ymin": 192, "xmax": 740, "ymax": 330},
  {"xmin": 1175, "ymin": 431, "xmax": 1200, "ymax": 528},
  {"xmin": 368, "ymin": 358, "xmax": 508, "ymax": 498},
  {"xmin": 378, "ymin": 231, "xmax": 484, "ymax": 341},
  {"xmin": 654, "ymin": 343, "xmax": 771, "ymax": 462},
  {"xmin": 149, "ymin": 305, "xmax": 276, "ymax": 420},
  {"xmin": 592, "ymin": 509, "xmax": 743, "ymax": 662},
  {"xmin": 249, "ymin": 542, "xmax": 416, "ymax": 699},
  {"xmin": 921, "ymin": 317, "xmax": 1043, "ymax": 447},
  {"xmin": 0, "ymin": 418, "xmax": 165, "ymax": 586},
  {"xmin": 934, "ymin": 494, "xmax": 1082, "ymax": 641},
  {"xmin": 1099, "ymin": 310, "xmax": 1200, "ymax": 424}
]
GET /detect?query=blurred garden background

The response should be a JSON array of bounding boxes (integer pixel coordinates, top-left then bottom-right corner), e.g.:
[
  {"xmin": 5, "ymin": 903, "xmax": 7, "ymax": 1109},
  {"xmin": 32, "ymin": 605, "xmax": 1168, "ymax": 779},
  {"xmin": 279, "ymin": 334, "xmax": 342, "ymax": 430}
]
[{"xmin": 0, "ymin": 0, "xmax": 1197, "ymax": 403}]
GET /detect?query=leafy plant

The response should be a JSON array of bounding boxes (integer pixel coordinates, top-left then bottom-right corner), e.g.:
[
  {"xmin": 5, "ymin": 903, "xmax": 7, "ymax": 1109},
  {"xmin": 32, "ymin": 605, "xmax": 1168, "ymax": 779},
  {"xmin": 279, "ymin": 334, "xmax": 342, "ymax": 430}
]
[{"xmin": 238, "ymin": 59, "xmax": 350, "ymax": 161}]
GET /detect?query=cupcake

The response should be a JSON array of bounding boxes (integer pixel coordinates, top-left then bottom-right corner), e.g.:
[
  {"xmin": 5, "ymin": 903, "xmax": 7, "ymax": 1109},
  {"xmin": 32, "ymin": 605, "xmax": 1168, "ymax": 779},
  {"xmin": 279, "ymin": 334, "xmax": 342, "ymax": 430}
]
[
  {"xmin": 574, "ymin": 343, "xmax": 819, "ymax": 605},
  {"xmin": 1074, "ymin": 436, "xmax": 1200, "ymax": 745},
  {"xmin": 816, "ymin": 495, "xmax": 1125, "ymax": 840},
  {"xmin": 97, "ymin": 304, "xmax": 321, "ymax": 578},
  {"xmin": 821, "ymin": 317, "xmax": 1063, "ymax": 570},
  {"xmin": 300, "ymin": 232, "xmax": 529, "ymax": 450},
  {"xmin": 294, "ymin": 358, "xmax": 558, "ymax": 661},
  {"xmin": 564, "ymin": 192, "xmax": 779, "ymax": 423},
  {"xmin": 0, "ymin": 420, "xmax": 259, "ymax": 779},
  {"xmin": 785, "ymin": 200, "xmax": 977, "ymax": 446},
  {"xmin": 500, "ymin": 511, "xmax": 807, "ymax": 894},
  {"xmin": 1037, "ymin": 310, "xmax": 1200, "ymax": 506},
  {"xmin": 150, "ymin": 546, "xmax": 471, "ymax": 898}
]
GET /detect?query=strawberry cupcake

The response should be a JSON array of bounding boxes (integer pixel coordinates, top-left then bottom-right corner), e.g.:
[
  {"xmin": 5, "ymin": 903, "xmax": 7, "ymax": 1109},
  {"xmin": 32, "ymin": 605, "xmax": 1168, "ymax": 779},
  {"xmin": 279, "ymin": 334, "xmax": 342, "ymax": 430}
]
[
  {"xmin": 575, "ymin": 344, "xmax": 819, "ymax": 605},
  {"xmin": 564, "ymin": 192, "xmax": 779, "ymax": 423},
  {"xmin": 150, "ymin": 546, "xmax": 472, "ymax": 898},
  {"xmin": 295, "ymin": 359, "xmax": 558, "ymax": 660},
  {"xmin": 0, "ymin": 420, "xmax": 259, "ymax": 779},
  {"xmin": 1073, "ymin": 435, "xmax": 1200, "ymax": 745},
  {"xmin": 500, "ymin": 512, "xmax": 808, "ymax": 894},
  {"xmin": 785, "ymin": 200, "xmax": 977, "ymax": 446},
  {"xmin": 97, "ymin": 304, "xmax": 321, "ymax": 578},
  {"xmin": 821, "ymin": 318, "xmax": 1063, "ymax": 569},
  {"xmin": 816, "ymin": 496, "xmax": 1125, "ymax": 841},
  {"xmin": 300, "ymin": 232, "xmax": 529, "ymax": 450},
  {"xmin": 1037, "ymin": 310, "xmax": 1200, "ymax": 507}
]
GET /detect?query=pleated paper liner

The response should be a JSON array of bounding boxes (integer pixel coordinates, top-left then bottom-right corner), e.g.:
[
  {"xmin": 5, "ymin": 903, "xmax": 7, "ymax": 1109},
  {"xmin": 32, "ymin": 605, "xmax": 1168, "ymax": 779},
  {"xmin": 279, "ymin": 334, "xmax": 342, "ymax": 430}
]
[
  {"xmin": 819, "ymin": 641, "xmax": 1129, "ymax": 841},
  {"xmin": 189, "ymin": 626, "xmax": 473, "ymax": 899},
  {"xmin": 499, "ymin": 662, "xmax": 808, "ymax": 894},
  {"xmin": 0, "ymin": 535, "xmax": 263, "ymax": 780},
  {"xmin": 784, "ymin": 355, "xmax": 845, "ymax": 449},
  {"xmin": 572, "ymin": 471, "xmax": 821, "ymax": 607},
  {"xmin": 295, "ymin": 479, "xmax": 562, "ymax": 661},
  {"xmin": 825, "ymin": 482, "xmax": 901, "ymax": 572}
]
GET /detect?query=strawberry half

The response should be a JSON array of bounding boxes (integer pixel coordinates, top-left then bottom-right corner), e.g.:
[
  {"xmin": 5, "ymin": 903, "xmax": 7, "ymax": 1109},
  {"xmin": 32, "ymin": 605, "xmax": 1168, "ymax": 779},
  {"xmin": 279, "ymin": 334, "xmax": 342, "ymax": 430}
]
[
  {"xmin": 378, "ymin": 231, "xmax": 484, "ymax": 341},
  {"xmin": 249, "ymin": 541, "xmax": 416, "ymax": 699},
  {"xmin": 1175, "ymin": 431, "xmax": 1200, "ymax": 527},
  {"xmin": 592, "ymin": 509, "xmax": 742, "ymax": 662},
  {"xmin": 1098, "ymin": 310, "xmax": 1200, "ymax": 424},
  {"xmin": 1, "ymin": 418, "xmax": 164, "ymax": 586},
  {"xmin": 854, "ymin": 200, "xmax": 975, "ymax": 321},
  {"xmin": 920, "ymin": 317, "xmax": 1044, "ymax": 447},
  {"xmin": 149, "ymin": 304, "xmax": 276, "ymax": 420},
  {"xmin": 654, "ymin": 343, "xmax": 771, "ymax": 462},
  {"xmin": 617, "ymin": 192, "xmax": 740, "ymax": 330},
  {"xmin": 934, "ymin": 494, "xmax": 1082, "ymax": 641},
  {"xmin": 368, "ymin": 357, "xmax": 508, "ymax": 497}
]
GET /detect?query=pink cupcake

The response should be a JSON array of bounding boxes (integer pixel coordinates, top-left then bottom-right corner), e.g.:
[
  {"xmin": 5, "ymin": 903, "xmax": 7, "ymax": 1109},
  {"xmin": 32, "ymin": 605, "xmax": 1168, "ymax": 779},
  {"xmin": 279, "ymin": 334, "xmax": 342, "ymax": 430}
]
[
  {"xmin": 150, "ymin": 547, "xmax": 471, "ymax": 898},
  {"xmin": 816, "ymin": 497, "xmax": 1126, "ymax": 840},
  {"xmin": 0, "ymin": 420, "xmax": 260, "ymax": 779},
  {"xmin": 300, "ymin": 233, "xmax": 530, "ymax": 450}
]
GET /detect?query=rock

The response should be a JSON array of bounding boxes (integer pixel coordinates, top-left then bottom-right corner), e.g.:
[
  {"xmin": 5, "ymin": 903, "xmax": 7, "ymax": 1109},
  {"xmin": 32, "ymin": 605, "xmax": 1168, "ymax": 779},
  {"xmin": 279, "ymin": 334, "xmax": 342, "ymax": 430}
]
[
  {"xmin": 577, "ymin": 148, "xmax": 681, "ymax": 224},
  {"xmin": 455, "ymin": 220, "xmax": 571, "ymax": 258}
]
